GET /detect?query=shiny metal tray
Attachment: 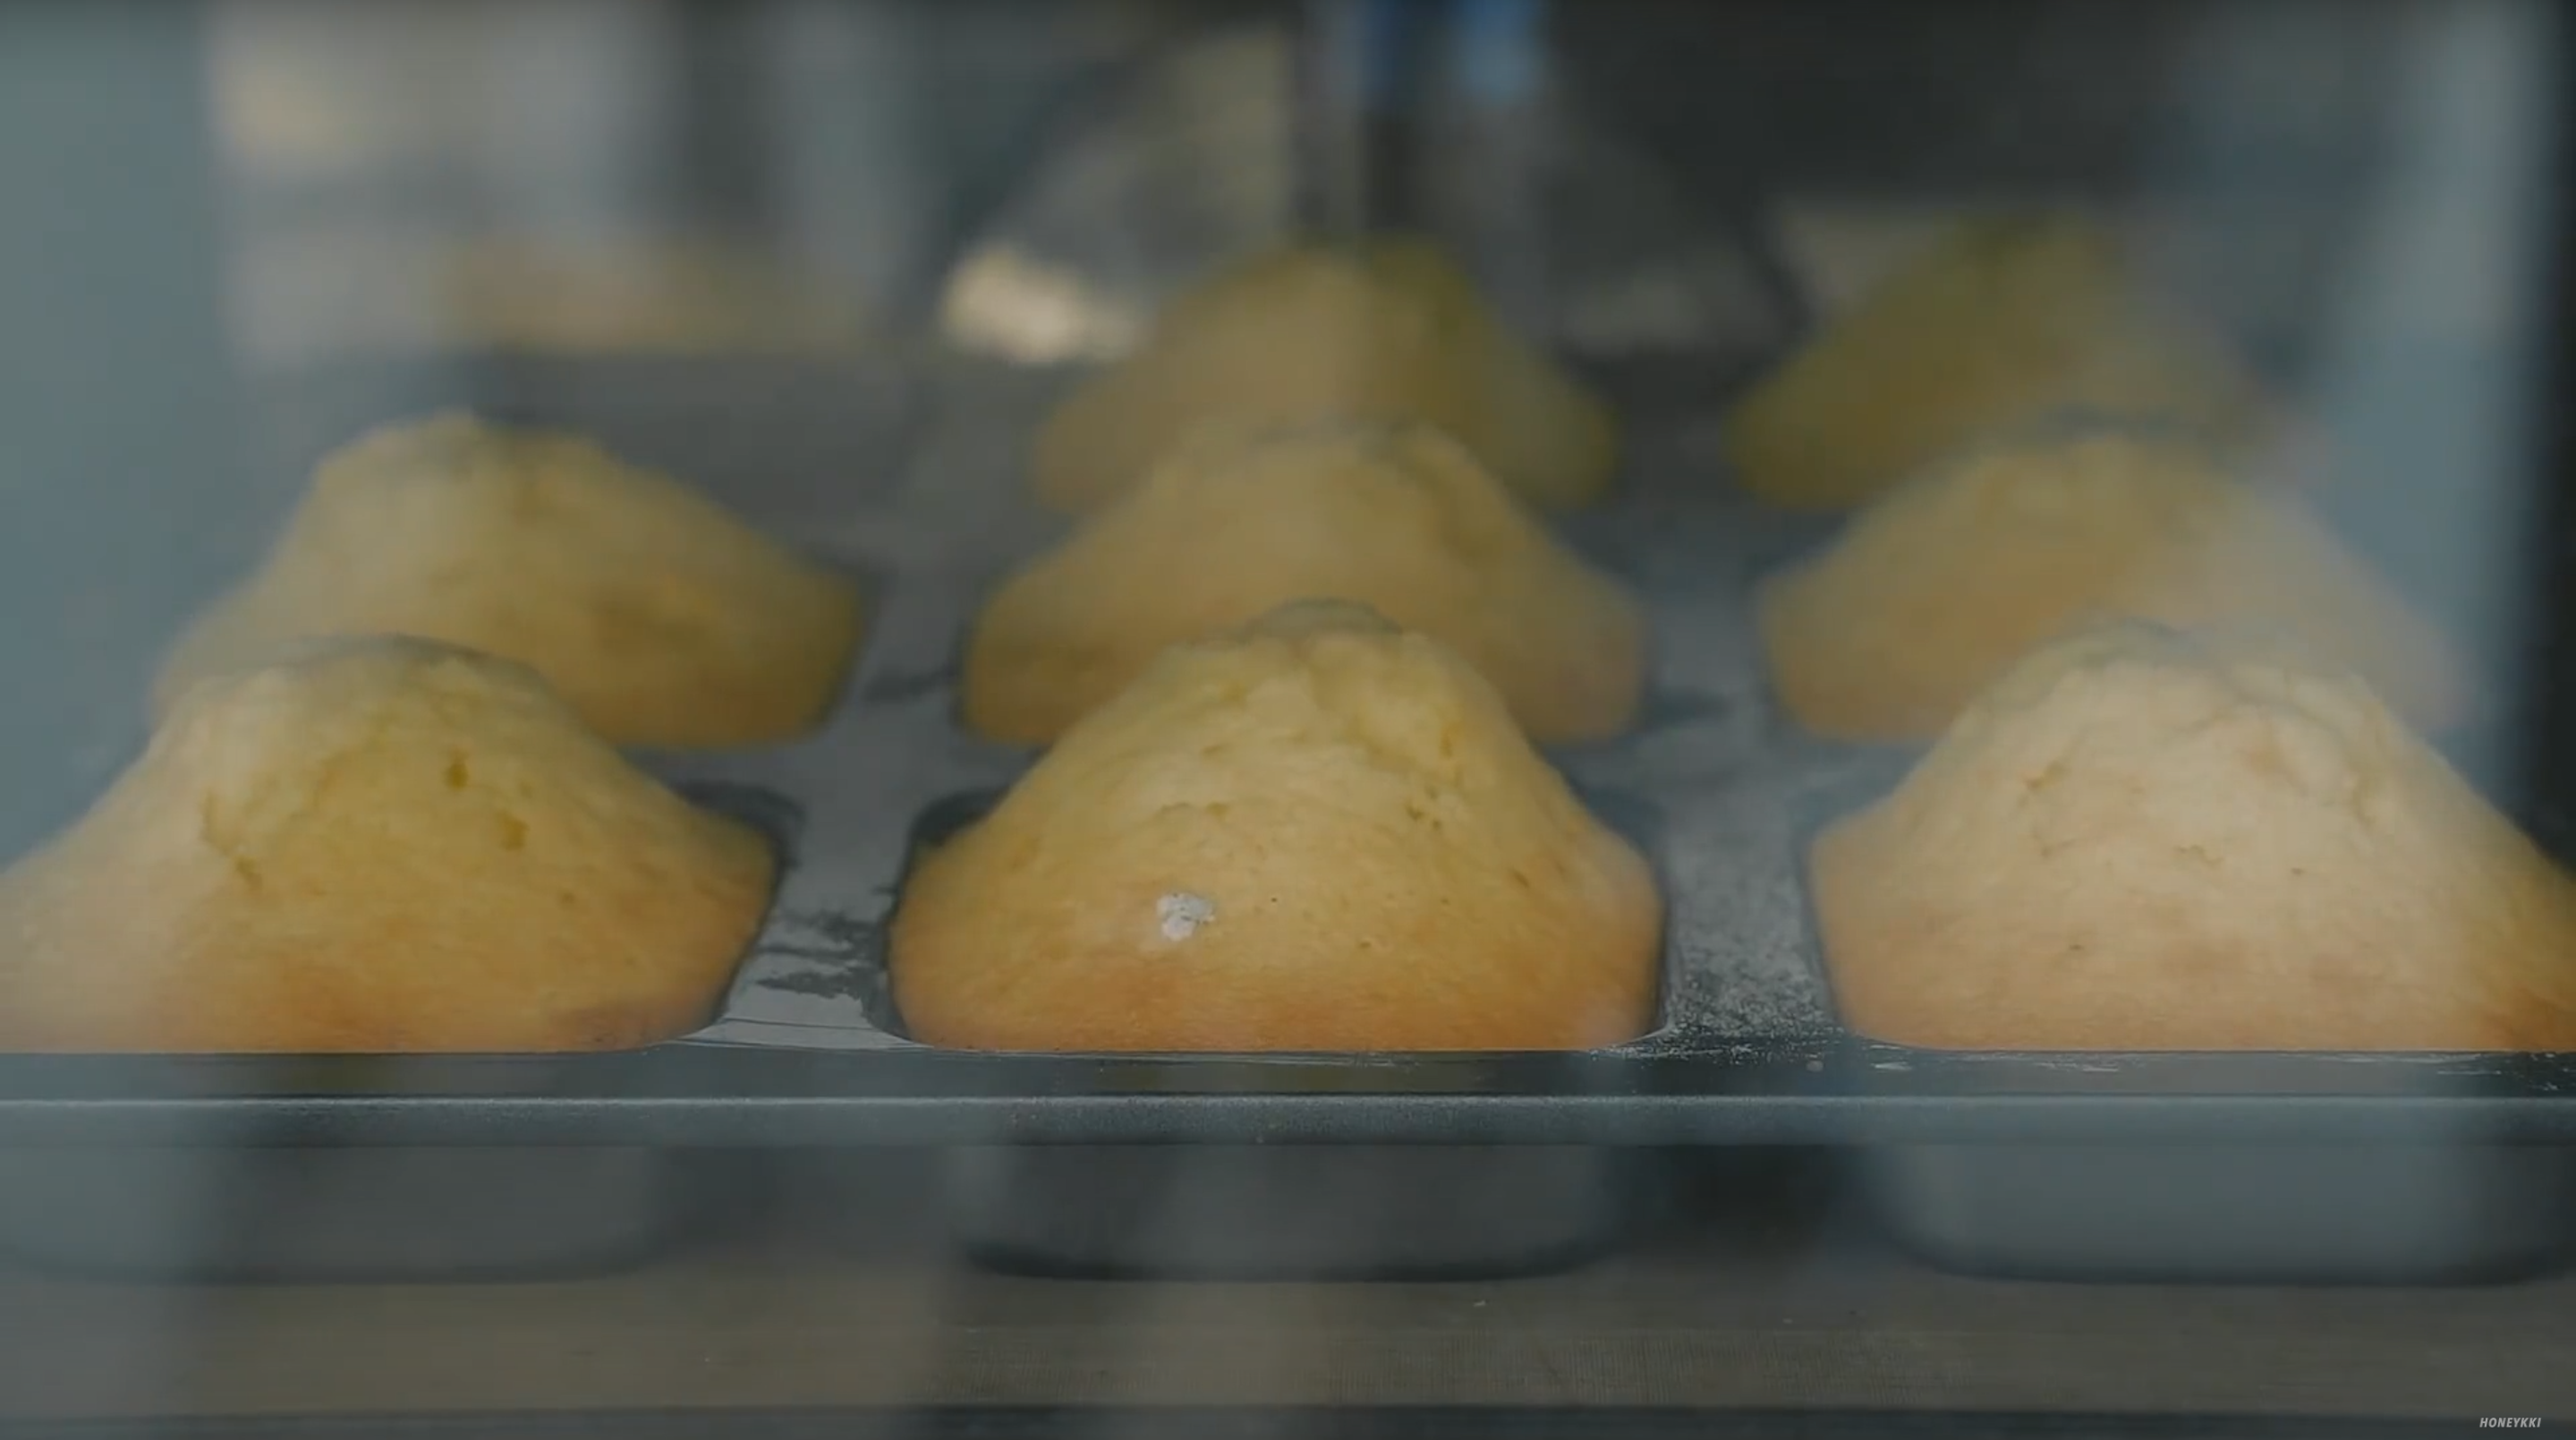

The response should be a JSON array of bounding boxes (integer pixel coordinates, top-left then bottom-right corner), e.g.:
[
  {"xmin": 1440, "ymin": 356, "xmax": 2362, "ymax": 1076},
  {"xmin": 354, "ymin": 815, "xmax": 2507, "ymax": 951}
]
[
  {"xmin": 4, "ymin": 349, "xmax": 2576, "ymax": 1148},
  {"xmin": 3, "ymin": 17, "xmax": 2572, "ymax": 1287},
  {"xmin": 1, "ymin": 348, "xmax": 2572, "ymax": 1290}
]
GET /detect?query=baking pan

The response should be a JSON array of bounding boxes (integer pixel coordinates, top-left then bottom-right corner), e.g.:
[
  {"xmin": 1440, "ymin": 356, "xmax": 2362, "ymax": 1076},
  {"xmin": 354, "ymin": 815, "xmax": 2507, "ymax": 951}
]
[
  {"xmin": 1842, "ymin": 1036, "xmax": 2576, "ymax": 1282},
  {"xmin": 4, "ymin": 22, "xmax": 2576, "ymax": 1299},
  {"xmin": 0, "ymin": 355, "xmax": 897, "ymax": 1282},
  {"xmin": 945, "ymin": 1145, "xmax": 1637, "ymax": 1279},
  {"xmin": 0, "ymin": 1146, "xmax": 752, "ymax": 1282},
  {"xmin": 0, "ymin": 337, "xmax": 1841, "ymax": 1295},
  {"xmin": 1856, "ymin": 1140, "xmax": 2576, "ymax": 1284},
  {"xmin": 1783, "ymin": 746, "xmax": 2576, "ymax": 1282},
  {"xmin": 0, "ymin": 342, "xmax": 2560, "ymax": 1304},
  {"xmin": 1800, "ymin": 759, "xmax": 2576, "ymax": 1284},
  {"xmin": 0, "ymin": 774, "xmax": 802, "ymax": 1282},
  {"xmin": 896, "ymin": 790, "xmax": 1670, "ymax": 1279},
  {"xmin": 944, "ymin": 1144, "xmax": 1799, "ymax": 1284},
  {"xmin": 2, "ymin": 351, "xmax": 2575, "ymax": 1155}
]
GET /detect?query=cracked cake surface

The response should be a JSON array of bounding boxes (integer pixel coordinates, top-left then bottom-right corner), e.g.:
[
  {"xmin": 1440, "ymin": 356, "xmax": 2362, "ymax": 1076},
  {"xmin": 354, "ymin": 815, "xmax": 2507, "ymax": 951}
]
[
  {"xmin": 1813, "ymin": 621, "xmax": 2576, "ymax": 1051},
  {"xmin": 157, "ymin": 412, "xmax": 863, "ymax": 747},
  {"xmin": 970, "ymin": 417, "xmax": 1645, "ymax": 746},
  {"xmin": 1759, "ymin": 421, "xmax": 2465, "ymax": 741},
  {"xmin": 898, "ymin": 600, "xmax": 1661, "ymax": 1052},
  {"xmin": 1727, "ymin": 214, "xmax": 2262, "ymax": 510},
  {"xmin": 3, "ymin": 636, "xmax": 774, "ymax": 1051},
  {"xmin": 1033, "ymin": 238, "xmax": 1616, "ymax": 513}
]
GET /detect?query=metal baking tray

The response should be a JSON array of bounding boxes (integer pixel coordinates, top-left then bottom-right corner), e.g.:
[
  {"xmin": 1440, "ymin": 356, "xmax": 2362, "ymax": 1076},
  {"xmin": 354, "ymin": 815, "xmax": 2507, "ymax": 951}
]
[
  {"xmin": 0, "ymin": 1146, "xmax": 759, "ymax": 1282},
  {"xmin": 1855, "ymin": 1142, "xmax": 2576, "ymax": 1284},
  {"xmin": 0, "ymin": 345, "xmax": 2571, "ymax": 1289},
  {"xmin": 0, "ymin": 354, "xmax": 912, "ymax": 1282},
  {"xmin": 1794, "ymin": 763, "xmax": 2576, "ymax": 1285},
  {"xmin": 945, "ymin": 1145, "xmax": 1637, "ymax": 1280},
  {"xmin": 0, "ymin": 766, "xmax": 804, "ymax": 1282},
  {"xmin": 900, "ymin": 788, "xmax": 1668, "ymax": 1278},
  {"xmin": 7, "ymin": 17, "xmax": 2576, "ymax": 1286}
]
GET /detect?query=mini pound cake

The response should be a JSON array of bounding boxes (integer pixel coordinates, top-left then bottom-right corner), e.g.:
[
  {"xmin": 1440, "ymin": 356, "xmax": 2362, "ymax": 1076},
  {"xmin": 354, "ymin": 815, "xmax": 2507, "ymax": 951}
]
[
  {"xmin": 897, "ymin": 600, "xmax": 1662, "ymax": 1052},
  {"xmin": 1812, "ymin": 622, "xmax": 2576, "ymax": 1052},
  {"xmin": 1727, "ymin": 213, "xmax": 2261, "ymax": 510},
  {"xmin": 1758, "ymin": 421, "xmax": 2465, "ymax": 742},
  {"xmin": 0, "ymin": 637, "xmax": 775, "ymax": 1052},
  {"xmin": 156, "ymin": 413, "xmax": 863, "ymax": 747},
  {"xmin": 1033, "ymin": 238, "xmax": 1617, "ymax": 512},
  {"xmin": 965, "ymin": 418, "xmax": 1646, "ymax": 746}
]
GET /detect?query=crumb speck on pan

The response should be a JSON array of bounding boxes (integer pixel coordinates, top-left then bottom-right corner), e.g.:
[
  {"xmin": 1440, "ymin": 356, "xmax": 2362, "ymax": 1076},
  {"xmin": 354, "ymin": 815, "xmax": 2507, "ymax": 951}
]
[{"xmin": 1157, "ymin": 891, "xmax": 1215, "ymax": 942}]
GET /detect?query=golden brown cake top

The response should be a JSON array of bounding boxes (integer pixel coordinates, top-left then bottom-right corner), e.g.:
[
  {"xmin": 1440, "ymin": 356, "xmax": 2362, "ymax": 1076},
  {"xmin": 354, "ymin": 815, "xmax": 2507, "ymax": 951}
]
[
  {"xmin": 1813, "ymin": 621, "xmax": 2576, "ymax": 1051},
  {"xmin": 1726, "ymin": 213, "xmax": 2260, "ymax": 509},
  {"xmin": 1033, "ymin": 237, "xmax": 1617, "ymax": 512},
  {"xmin": 4, "ymin": 636, "xmax": 775, "ymax": 1052},
  {"xmin": 1758, "ymin": 420, "xmax": 2466, "ymax": 739},
  {"xmin": 896, "ymin": 600, "xmax": 1662, "ymax": 1052},
  {"xmin": 155, "ymin": 412, "xmax": 863, "ymax": 747},
  {"xmin": 966, "ymin": 417, "xmax": 1645, "ymax": 744},
  {"xmin": 1013, "ymin": 596, "xmax": 1594, "ymax": 822}
]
